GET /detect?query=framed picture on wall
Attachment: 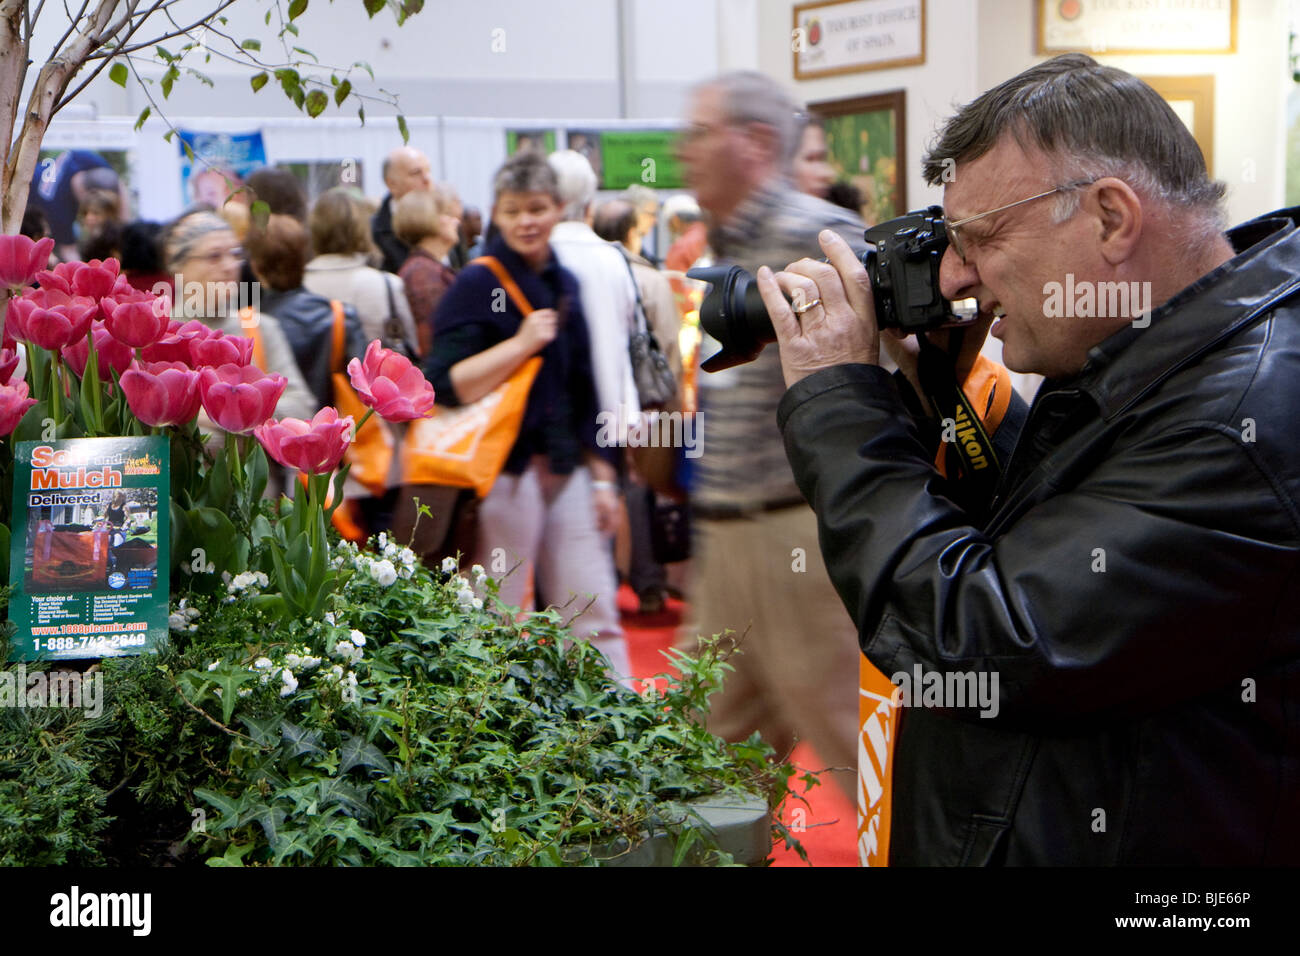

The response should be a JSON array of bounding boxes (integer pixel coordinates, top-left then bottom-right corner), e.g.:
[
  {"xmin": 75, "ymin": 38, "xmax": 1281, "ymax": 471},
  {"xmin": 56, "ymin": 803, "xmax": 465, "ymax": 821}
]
[
  {"xmin": 1140, "ymin": 75, "xmax": 1215, "ymax": 176},
  {"xmin": 808, "ymin": 90, "xmax": 906, "ymax": 224}
]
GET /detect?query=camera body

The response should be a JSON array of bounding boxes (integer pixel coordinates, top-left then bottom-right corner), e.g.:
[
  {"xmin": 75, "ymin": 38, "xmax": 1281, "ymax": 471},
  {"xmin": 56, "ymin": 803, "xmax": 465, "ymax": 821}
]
[{"xmin": 689, "ymin": 205, "xmax": 974, "ymax": 372}]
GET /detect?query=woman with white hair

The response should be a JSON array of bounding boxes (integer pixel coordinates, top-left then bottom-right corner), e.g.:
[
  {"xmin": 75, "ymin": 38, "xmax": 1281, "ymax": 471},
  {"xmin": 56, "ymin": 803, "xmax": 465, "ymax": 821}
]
[{"xmin": 162, "ymin": 209, "xmax": 316, "ymax": 424}]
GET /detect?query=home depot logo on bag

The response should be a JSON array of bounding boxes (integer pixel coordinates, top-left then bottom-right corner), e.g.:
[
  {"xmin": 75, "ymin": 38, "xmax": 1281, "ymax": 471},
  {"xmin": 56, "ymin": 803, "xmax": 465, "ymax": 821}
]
[{"xmin": 420, "ymin": 387, "xmax": 507, "ymax": 462}]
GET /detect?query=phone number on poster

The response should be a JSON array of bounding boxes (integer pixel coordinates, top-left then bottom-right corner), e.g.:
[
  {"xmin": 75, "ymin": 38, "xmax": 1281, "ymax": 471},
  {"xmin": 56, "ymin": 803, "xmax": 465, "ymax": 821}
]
[{"xmin": 33, "ymin": 634, "xmax": 149, "ymax": 652}]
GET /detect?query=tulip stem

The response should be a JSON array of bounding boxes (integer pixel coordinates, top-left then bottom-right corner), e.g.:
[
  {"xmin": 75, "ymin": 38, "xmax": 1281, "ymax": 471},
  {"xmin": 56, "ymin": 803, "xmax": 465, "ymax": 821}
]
[
  {"xmin": 354, "ymin": 407, "xmax": 374, "ymax": 437},
  {"xmin": 49, "ymin": 353, "xmax": 62, "ymax": 427},
  {"xmin": 85, "ymin": 331, "xmax": 104, "ymax": 434}
]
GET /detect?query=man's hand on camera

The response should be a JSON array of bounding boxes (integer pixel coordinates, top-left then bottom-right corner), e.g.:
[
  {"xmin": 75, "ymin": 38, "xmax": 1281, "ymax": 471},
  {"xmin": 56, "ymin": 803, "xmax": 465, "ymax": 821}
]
[{"xmin": 757, "ymin": 229, "xmax": 880, "ymax": 389}]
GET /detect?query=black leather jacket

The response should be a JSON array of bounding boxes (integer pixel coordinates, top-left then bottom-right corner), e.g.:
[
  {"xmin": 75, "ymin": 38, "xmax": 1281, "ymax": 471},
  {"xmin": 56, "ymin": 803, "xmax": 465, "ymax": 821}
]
[
  {"xmin": 261, "ymin": 287, "xmax": 367, "ymax": 409},
  {"xmin": 777, "ymin": 208, "xmax": 1300, "ymax": 865}
]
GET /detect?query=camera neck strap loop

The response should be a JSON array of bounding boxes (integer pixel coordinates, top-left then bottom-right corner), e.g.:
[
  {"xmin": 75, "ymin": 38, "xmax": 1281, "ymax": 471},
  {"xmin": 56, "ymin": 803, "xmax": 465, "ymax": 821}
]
[{"xmin": 915, "ymin": 331, "xmax": 1003, "ymax": 506}]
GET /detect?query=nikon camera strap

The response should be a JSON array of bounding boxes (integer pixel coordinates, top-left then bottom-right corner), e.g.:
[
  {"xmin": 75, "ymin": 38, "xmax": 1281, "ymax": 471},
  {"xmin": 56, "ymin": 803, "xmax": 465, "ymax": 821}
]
[{"xmin": 915, "ymin": 330, "xmax": 1004, "ymax": 511}]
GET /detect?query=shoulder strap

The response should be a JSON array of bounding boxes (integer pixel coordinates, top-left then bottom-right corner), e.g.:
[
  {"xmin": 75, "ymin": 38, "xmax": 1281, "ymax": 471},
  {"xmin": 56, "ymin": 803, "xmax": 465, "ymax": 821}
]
[
  {"xmin": 473, "ymin": 255, "xmax": 535, "ymax": 316},
  {"xmin": 330, "ymin": 299, "xmax": 346, "ymax": 373},
  {"xmin": 617, "ymin": 248, "xmax": 651, "ymax": 336}
]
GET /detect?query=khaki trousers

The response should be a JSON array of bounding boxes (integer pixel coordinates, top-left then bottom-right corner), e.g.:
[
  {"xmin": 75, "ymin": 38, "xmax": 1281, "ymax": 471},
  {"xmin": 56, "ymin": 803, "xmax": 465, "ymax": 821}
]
[{"xmin": 677, "ymin": 504, "xmax": 861, "ymax": 801}]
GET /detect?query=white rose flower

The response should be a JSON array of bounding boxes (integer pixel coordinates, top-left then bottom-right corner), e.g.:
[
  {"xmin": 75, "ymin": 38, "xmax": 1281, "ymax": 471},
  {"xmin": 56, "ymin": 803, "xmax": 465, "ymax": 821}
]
[
  {"xmin": 280, "ymin": 670, "xmax": 298, "ymax": 697},
  {"xmin": 284, "ymin": 653, "xmax": 302, "ymax": 669},
  {"xmin": 370, "ymin": 559, "xmax": 398, "ymax": 587},
  {"xmin": 441, "ymin": 556, "xmax": 457, "ymax": 574},
  {"xmin": 399, "ymin": 547, "xmax": 417, "ymax": 568},
  {"xmin": 301, "ymin": 655, "xmax": 322, "ymax": 670},
  {"xmin": 472, "ymin": 597, "xmax": 483, "ymax": 611},
  {"xmin": 168, "ymin": 612, "xmax": 187, "ymax": 631},
  {"xmin": 254, "ymin": 657, "xmax": 273, "ymax": 669},
  {"xmin": 207, "ymin": 661, "xmax": 220, "ymax": 672},
  {"xmin": 238, "ymin": 688, "xmax": 252, "ymax": 698},
  {"xmin": 456, "ymin": 587, "xmax": 476, "ymax": 609},
  {"xmin": 324, "ymin": 611, "xmax": 336, "ymax": 626},
  {"xmin": 377, "ymin": 532, "xmax": 389, "ymax": 552},
  {"xmin": 350, "ymin": 629, "xmax": 366, "ymax": 647}
]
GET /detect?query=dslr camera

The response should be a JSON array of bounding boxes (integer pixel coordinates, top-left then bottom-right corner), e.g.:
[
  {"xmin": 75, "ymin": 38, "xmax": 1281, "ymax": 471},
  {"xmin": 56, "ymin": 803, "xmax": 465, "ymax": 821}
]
[{"xmin": 689, "ymin": 205, "xmax": 977, "ymax": 371}]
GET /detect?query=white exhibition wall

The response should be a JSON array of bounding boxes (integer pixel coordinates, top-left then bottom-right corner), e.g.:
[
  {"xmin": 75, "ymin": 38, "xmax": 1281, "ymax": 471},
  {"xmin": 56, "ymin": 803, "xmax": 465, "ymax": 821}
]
[{"xmin": 32, "ymin": 0, "xmax": 1292, "ymax": 229}]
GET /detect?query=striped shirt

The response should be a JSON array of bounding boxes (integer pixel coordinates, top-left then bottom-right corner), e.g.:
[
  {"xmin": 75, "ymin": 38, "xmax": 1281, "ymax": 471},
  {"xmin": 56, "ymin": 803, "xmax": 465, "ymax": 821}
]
[{"xmin": 695, "ymin": 177, "xmax": 868, "ymax": 510}]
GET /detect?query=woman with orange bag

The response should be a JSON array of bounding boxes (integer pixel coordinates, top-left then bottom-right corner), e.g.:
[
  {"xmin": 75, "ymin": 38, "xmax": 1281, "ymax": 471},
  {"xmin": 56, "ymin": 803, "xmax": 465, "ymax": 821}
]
[{"xmin": 416, "ymin": 152, "xmax": 629, "ymax": 681}]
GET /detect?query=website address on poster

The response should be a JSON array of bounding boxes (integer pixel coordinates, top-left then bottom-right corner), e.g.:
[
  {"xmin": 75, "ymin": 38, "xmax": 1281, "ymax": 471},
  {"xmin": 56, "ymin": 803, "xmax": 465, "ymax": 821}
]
[{"xmin": 31, "ymin": 622, "xmax": 148, "ymax": 636}]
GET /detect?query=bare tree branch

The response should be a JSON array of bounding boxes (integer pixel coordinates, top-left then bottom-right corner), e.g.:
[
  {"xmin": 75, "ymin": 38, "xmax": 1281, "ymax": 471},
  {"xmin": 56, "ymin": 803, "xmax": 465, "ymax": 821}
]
[{"xmin": 50, "ymin": 0, "xmax": 94, "ymax": 63}]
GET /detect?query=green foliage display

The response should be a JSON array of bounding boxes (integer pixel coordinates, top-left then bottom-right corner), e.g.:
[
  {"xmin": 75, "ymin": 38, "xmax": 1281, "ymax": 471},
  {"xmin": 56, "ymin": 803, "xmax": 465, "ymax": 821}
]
[{"xmin": 0, "ymin": 536, "xmax": 802, "ymax": 866}]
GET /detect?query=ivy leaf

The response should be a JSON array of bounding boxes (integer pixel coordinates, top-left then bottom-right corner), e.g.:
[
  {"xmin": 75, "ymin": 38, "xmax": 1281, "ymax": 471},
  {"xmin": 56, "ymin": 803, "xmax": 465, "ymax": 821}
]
[
  {"xmin": 288, "ymin": 0, "xmax": 308, "ymax": 20},
  {"xmin": 281, "ymin": 721, "xmax": 325, "ymax": 759},
  {"xmin": 339, "ymin": 734, "xmax": 393, "ymax": 775},
  {"xmin": 333, "ymin": 78, "xmax": 351, "ymax": 106},
  {"xmin": 133, "ymin": 106, "xmax": 151, "ymax": 131},
  {"xmin": 109, "ymin": 62, "xmax": 128, "ymax": 87},
  {"xmin": 304, "ymin": 89, "xmax": 328, "ymax": 118},
  {"xmin": 194, "ymin": 788, "xmax": 243, "ymax": 832},
  {"xmin": 250, "ymin": 71, "xmax": 269, "ymax": 93},
  {"xmin": 397, "ymin": 114, "xmax": 409, "ymax": 145},
  {"xmin": 241, "ymin": 38, "xmax": 261, "ymax": 51}
]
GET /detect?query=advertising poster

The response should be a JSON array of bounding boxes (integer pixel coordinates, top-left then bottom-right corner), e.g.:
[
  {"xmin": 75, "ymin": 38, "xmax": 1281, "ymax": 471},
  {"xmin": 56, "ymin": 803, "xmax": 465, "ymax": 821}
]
[
  {"xmin": 177, "ymin": 128, "xmax": 266, "ymax": 208},
  {"xmin": 7, "ymin": 437, "xmax": 170, "ymax": 662},
  {"xmin": 505, "ymin": 129, "xmax": 556, "ymax": 156},
  {"xmin": 600, "ymin": 131, "xmax": 684, "ymax": 190}
]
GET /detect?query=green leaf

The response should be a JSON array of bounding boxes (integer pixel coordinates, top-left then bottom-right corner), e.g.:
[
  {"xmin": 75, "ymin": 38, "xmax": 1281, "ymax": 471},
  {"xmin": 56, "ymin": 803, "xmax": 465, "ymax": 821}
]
[
  {"xmin": 334, "ymin": 79, "xmax": 351, "ymax": 106},
  {"xmin": 241, "ymin": 38, "xmax": 261, "ymax": 51},
  {"xmin": 160, "ymin": 65, "xmax": 178, "ymax": 98},
  {"xmin": 353, "ymin": 60, "xmax": 374, "ymax": 80},
  {"xmin": 288, "ymin": 0, "xmax": 308, "ymax": 20},
  {"xmin": 364, "ymin": 0, "xmax": 386, "ymax": 17},
  {"xmin": 397, "ymin": 114, "xmax": 409, "ymax": 145},
  {"xmin": 265, "ymin": 9, "xmax": 272, "ymax": 25},
  {"xmin": 284, "ymin": 21, "xmax": 300, "ymax": 37},
  {"xmin": 281, "ymin": 721, "xmax": 325, "ymax": 759},
  {"xmin": 292, "ymin": 45, "xmax": 319, "ymax": 62},
  {"xmin": 339, "ymin": 735, "xmax": 393, "ymax": 775},
  {"xmin": 357, "ymin": 105, "xmax": 366, "ymax": 125},
  {"xmin": 156, "ymin": 45, "xmax": 175, "ymax": 62},
  {"xmin": 249, "ymin": 71, "xmax": 269, "ymax": 93},
  {"xmin": 194, "ymin": 788, "xmax": 243, "ymax": 831},
  {"xmin": 305, "ymin": 89, "xmax": 328, "ymax": 118},
  {"xmin": 133, "ymin": 106, "xmax": 151, "ymax": 131},
  {"xmin": 109, "ymin": 62, "xmax": 128, "ymax": 87}
]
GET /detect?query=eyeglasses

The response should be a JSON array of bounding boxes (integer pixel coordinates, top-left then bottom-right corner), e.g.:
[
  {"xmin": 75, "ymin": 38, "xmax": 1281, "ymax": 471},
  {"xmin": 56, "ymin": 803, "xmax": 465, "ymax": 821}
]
[
  {"xmin": 188, "ymin": 247, "xmax": 245, "ymax": 265},
  {"xmin": 944, "ymin": 179, "xmax": 1097, "ymax": 263}
]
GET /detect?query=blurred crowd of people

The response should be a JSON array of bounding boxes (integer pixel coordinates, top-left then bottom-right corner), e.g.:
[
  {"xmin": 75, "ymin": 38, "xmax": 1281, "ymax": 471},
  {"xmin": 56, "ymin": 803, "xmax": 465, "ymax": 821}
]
[{"xmin": 20, "ymin": 71, "xmax": 872, "ymax": 792}]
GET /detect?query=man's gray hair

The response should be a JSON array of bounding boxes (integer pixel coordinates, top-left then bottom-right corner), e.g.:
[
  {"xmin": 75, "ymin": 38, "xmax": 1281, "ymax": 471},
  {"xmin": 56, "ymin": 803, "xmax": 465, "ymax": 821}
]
[
  {"xmin": 492, "ymin": 151, "xmax": 561, "ymax": 203},
  {"xmin": 548, "ymin": 149, "xmax": 598, "ymax": 221},
  {"xmin": 923, "ymin": 54, "xmax": 1227, "ymax": 240},
  {"xmin": 697, "ymin": 71, "xmax": 803, "ymax": 168}
]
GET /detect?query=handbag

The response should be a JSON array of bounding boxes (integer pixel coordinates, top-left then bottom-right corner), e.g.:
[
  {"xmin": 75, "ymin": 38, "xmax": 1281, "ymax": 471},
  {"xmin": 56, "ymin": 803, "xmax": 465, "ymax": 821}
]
[
  {"xmin": 381, "ymin": 272, "xmax": 420, "ymax": 363},
  {"xmin": 399, "ymin": 256, "xmax": 542, "ymax": 498},
  {"xmin": 621, "ymin": 252, "xmax": 677, "ymax": 409}
]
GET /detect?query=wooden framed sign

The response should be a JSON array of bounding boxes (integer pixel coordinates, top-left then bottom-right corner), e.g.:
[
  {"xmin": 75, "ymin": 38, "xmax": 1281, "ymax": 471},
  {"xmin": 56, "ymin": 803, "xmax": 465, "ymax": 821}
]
[
  {"xmin": 1036, "ymin": 0, "xmax": 1237, "ymax": 56},
  {"xmin": 1141, "ymin": 74, "xmax": 1216, "ymax": 176},
  {"xmin": 793, "ymin": 0, "xmax": 925, "ymax": 81}
]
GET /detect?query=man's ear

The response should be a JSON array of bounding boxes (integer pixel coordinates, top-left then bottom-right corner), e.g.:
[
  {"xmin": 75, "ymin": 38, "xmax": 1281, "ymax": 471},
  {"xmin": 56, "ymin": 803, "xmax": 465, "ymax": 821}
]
[
  {"xmin": 1089, "ymin": 177, "xmax": 1142, "ymax": 265},
  {"xmin": 743, "ymin": 121, "xmax": 782, "ymax": 171}
]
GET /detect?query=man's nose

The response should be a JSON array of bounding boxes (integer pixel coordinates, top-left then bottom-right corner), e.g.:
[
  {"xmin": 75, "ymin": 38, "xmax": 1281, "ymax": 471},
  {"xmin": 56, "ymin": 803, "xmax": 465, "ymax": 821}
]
[{"xmin": 939, "ymin": 245, "xmax": 978, "ymax": 301}]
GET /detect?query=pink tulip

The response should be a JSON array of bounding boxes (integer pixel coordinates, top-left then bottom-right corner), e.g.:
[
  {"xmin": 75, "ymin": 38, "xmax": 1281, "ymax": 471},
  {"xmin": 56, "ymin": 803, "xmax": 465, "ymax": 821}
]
[
  {"xmin": 7, "ymin": 291, "xmax": 97, "ymax": 351},
  {"xmin": 191, "ymin": 330, "xmax": 255, "ymax": 368},
  {"xmin": 35, "ymin": 261, "xmax": 78, "ymax": 295},
  {"xmin": 0, "ymin": 348, "xmax": 18, "ymax": 385},
  {"xmin": 0, "ymin": 235, "xmax": 55, "ymax": 291},
  {"xmin": 199, "ymin": 363, "xmax": 287, "ymax": 434},
  {"xmin": 143, "ymin": 319, "xmax": 212, "ymax": 366},
  {"xmin": 62, "ymin": 323, "xmax": 134, "ymax": 380},
  {"xmin": 0, "ymin": 380, "xmax": 37, "ymax": 436},
  {"xmin": 103, "ymin": 291, "xmax": 170, "ymax": 349},
  {"xmin": 71, "ymin": 258, "xmax": 122, "ymax": 300},
  {"xmin": 346, "ymin": 340, "xmax": 436, "ymax": 422},
  {"xmin": 121, "ymin": 360, "xmax": 202, "ymax": 427},
  {"xmin": 255, "ymin": 407, "xmax": 353, "ymax": 475}
]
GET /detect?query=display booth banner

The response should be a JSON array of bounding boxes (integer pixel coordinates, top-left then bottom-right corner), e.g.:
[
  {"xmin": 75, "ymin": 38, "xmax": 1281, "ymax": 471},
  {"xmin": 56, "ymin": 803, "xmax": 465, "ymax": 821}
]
[
  {"xmin": 7, "ymin": 437, "xmax": 170, "ymax": 661},
  {"xmin": 600, "ymin": 131, "xmax": 684, "ymax": 191},
  {"xmin": 178, "ymin": 128, "xmax": 267, "ymax": 209}
]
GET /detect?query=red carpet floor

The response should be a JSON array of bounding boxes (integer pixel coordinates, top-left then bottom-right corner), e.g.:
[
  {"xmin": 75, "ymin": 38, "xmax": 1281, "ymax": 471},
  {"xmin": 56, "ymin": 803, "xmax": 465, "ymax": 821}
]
[{"xmin": 618, "ymin": 585, "xmax": 858, "ymax": 866}]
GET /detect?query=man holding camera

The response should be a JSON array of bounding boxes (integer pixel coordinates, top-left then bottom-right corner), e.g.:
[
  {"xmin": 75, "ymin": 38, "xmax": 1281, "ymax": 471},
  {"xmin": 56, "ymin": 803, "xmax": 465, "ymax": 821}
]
[{"xmin": 759, "ymin": 54, "xmax": 1300, "ymax": 864}]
